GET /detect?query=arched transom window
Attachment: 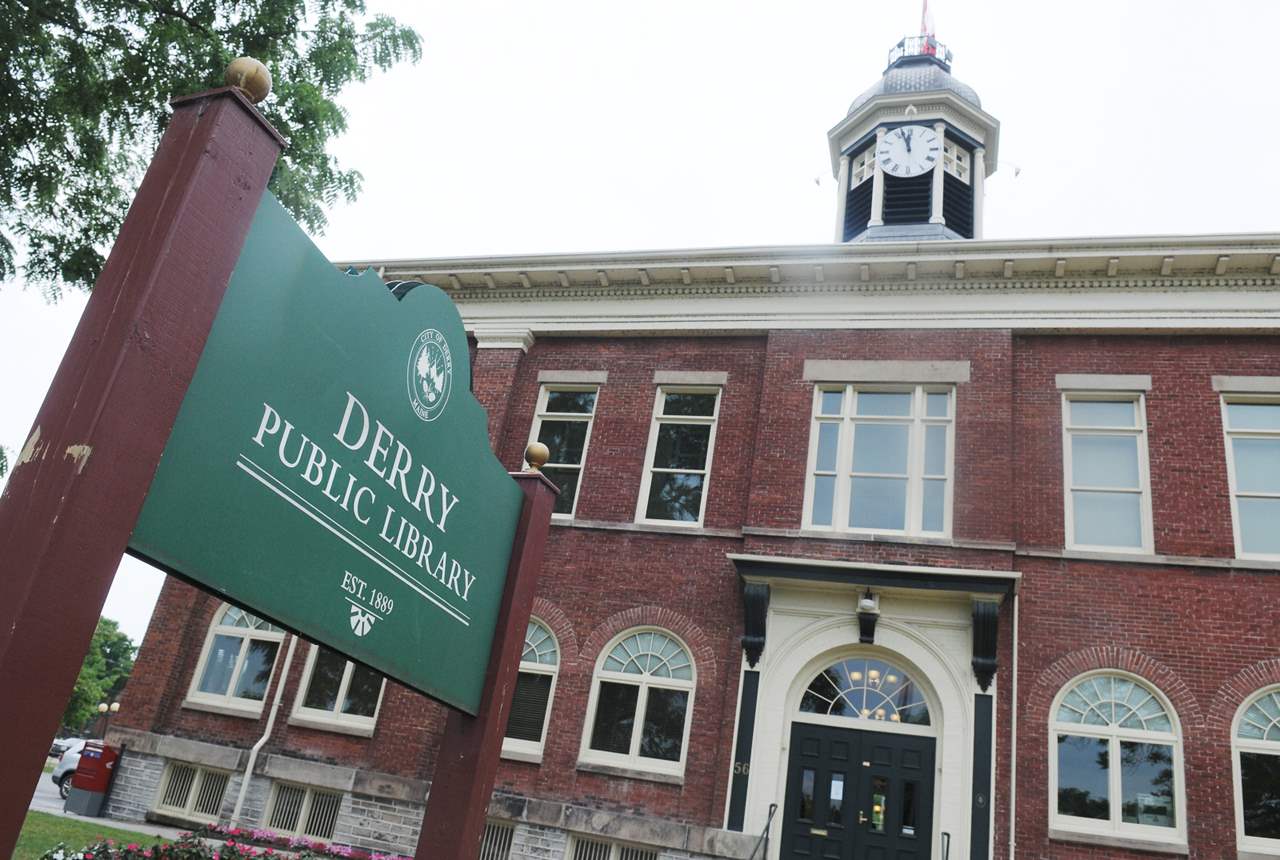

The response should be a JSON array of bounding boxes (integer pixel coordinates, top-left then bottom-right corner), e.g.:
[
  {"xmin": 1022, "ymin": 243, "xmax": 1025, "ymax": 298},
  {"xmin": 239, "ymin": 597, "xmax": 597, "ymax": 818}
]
[
  {"xmin": 1235, "ymin": 688, "xmax": 1280, "ymax": 850},
  {"xmin": 503, "ymin": 619, "xmax": 560, "ymax": 760},
  {"xmin": 1051, "ymin": 673, "xmax": 1184, "ymax": 846},
  {"xmin": 581, "ymin": 629, "xmax": 695, "ymax": 776},
  {"xmin": 187, "ymin": 605, "xmax": 285, "ymax": 715},
  {"xmin": 800, "ymin": 657, "xmax": 930, "ymax": 726}
]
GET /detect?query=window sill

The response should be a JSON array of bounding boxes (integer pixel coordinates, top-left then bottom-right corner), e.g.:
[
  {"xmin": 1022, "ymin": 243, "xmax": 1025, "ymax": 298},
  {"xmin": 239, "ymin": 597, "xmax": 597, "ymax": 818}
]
[
  {"xmin": 181, "ymin": 698, "xmax": 264, "ymax": 720},
  {"xmin": 576, "ymin": 759, "xmax": 684, "ymax": 786},
  {"xmin": 1018, "ymin": 546, "xmax": 1280, "ymax": 572},
  {"xmin": 1049, "ymin": 827, "xmax": 1187, "ymax": 855},
  {"xmin": 500, "ymin": 747, "xmax": 543, "ymax": 765},
  {"xmin": 147, "ymin": 809, "xmax": 217, "ymax": 830},
  {"xmin": 554, "ymin": 517, "xmax": 741, "ymax": 539},
  {"xmin": 1240, "ymin": 850, "xmax": 1280, "ymax": 860},
  {"xmin": 741, "ymin": 525, "xmax": 1015, "ymax": 552},
  {"xmin": 287, "ymin": 712, "xmax": 377, "ymax": 738}
]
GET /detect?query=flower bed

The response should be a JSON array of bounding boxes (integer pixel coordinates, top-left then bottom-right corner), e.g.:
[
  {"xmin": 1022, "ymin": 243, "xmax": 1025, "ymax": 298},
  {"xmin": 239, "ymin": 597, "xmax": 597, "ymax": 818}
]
[{"xmin": 40, "ymin": 829, "xmax": 412, "ymax": 860}]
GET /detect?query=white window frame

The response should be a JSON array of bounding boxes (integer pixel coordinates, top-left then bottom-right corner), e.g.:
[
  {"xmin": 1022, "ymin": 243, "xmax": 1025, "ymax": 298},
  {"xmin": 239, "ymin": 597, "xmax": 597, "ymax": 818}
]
[
  {"xmin": 152, "ymin": 761, "xmax": 230, "ymax": 823},
  {"xmin": 635, "ymin": 386, "xmax": 721, "ymax": 528},
  {"xmin": 578, "ymin": 627, "xmax": 696, "ymax": 779},
  {"xmin": 802, "ymin": 384, "xmax": 955, "ymax": 537},
  {"xmin": 502, "ymin": 617, "xmax": 560, "ymax": 763},
  {"xmin": 265, "ymin": 781, "xmax": 343, "ymax": 840},
  {"xmin": 850, "ymin": 146, "xmax": 876, "ymax": 188},
  {"xmin": 1233, "ymin": 686, "xmax": 1280, "ymax": 855},
  {"xmin": 1047, "ymin": 671, "xmax": 1187, "ymax": 849},
  {"xmin": 184, "ymin": 604, "xmax": 286, "ymax": 718},
  {"xmin": 287, "ymin": 644, "xmax": 386, "ymax": 737},
  {"xmin": 1061, "ymin": 392, "xmax": 1155, "ymax": 554},
  {"xmin": 942, "ymin": 139, "xmax": 970, "ymax": 183},
  {"xmin": 1220, "ymin": 394, "xmax": 1280, "ymax": 561},
  {"xmin": 527, "ymin": 384, "xmax": 600, "ymax": 520}
]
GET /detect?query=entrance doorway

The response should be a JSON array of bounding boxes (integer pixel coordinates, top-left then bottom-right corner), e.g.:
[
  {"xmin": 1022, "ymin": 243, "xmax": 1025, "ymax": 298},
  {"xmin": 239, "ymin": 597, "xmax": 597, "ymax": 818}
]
[{"xmin": 779, "ymin": 721, "xmax": 936, "ymax": 860}]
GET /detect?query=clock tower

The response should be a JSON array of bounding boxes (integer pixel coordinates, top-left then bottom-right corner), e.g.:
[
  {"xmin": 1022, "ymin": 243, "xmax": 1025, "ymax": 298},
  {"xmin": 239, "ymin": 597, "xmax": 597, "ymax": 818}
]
[{"xmin": 828, "ymin": 31, "xmax": 1000, "ymax": 242}]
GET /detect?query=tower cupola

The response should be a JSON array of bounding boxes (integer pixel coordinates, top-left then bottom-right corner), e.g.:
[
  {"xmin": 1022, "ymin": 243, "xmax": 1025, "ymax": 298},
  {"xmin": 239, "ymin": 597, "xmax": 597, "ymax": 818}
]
[{"xmin": 828, "ymin": 31, "xmax": 1000, "ymax": 242}]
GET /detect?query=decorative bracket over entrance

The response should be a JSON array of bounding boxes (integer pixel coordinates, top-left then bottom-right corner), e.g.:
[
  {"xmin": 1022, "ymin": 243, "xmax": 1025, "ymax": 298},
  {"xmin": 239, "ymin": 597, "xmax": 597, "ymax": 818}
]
[
  {"xmin": 742, "ymin": 582, "xmax": 770, "ymax": 667},
  {"xmin": 971, "ymin": 598, "xmax": 1000, "ymax": 691}
]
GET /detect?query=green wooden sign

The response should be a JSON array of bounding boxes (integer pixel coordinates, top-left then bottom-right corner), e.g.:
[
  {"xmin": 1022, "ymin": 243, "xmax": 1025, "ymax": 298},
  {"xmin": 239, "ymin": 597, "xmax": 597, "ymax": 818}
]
[{"xmin": 129, "ymin": 192, "xmax": 524, "ymax": 714}]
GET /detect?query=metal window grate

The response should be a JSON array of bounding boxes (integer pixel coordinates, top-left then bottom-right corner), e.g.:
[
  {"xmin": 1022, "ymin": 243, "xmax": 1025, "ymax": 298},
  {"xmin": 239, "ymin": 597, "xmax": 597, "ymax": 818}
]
[
  {"xmin": 160, "ymin": 763, "xmax": 196, "ymax": 810},
  {"xmin": 193, "ymin": 771, "xmax": 229, "ymax": 817},
  {"xmin": 480, "ymin": 821, "xmax": 514, "ymax": 860},
  {"xmin": 618, "ymin": 847, "xmax": 657, "ymax": 860},
  {"xmin": 268, "ymin": 783, "xmax": 306, "ymax": 832},
  {"xmin": 572, "ymin": 838, "xmax": 613, "ymax": 860},
  {"xmin": 304, "ymin": 789, "xmax": 342, "ymax": 840}
]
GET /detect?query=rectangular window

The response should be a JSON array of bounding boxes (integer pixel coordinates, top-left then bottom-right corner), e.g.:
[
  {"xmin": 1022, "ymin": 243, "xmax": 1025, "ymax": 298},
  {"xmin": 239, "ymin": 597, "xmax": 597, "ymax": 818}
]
[
  {"xmin": 804, "ymin": 385, "xmax": 953, "ymax": 536},
  {"xmin": 850, "ymin": 146, "xmax": 876, "ymax": 187},
  {"xmin": 266, "ymin": 782, "xmax": 342, "ymax": 840},
  {"xmin": 289, "ymin": 645, "xmax": 385, "ymax": 735},
  {"xmin": 530, "ymin": 386, "xmax": 599, "ymax": 518},
  {"xmin": 942, "ymin": 139, "xmax": 970, "ymax": 183},
  {"xmin": 480, "ymin": 821, "xmax": 515, "ymax": 860},
  {"xmin": 570, "ymin": 837, "xmax": 657, "ymax": 860},
  {"xmin": 1062, "ymin": 394, "xmax": 1153, "ymax": 552},
  {"xmin": 154, "ymin": 762, "xmax": 229, "ymax": 823},
  {"xmin": 1221, "ymin": 397, "xmax": 1280, "ymax": 559},
  {"xmin": 636, "ymin": 387, "xmax": 721, "ymax": 525}
]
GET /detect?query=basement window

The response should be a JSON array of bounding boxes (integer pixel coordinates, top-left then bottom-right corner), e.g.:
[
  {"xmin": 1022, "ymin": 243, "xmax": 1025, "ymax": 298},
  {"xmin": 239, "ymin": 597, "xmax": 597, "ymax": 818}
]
[
  {"xmin": 153, "ymin": 762, "xmax": 229, "ymax": 823},
  {"xmin": 266, "ymin": 782, "xmax": 342, "ymax": 840}
]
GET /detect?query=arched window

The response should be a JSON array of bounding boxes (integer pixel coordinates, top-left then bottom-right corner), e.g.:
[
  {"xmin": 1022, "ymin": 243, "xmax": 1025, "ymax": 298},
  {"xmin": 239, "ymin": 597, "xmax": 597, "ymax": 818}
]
[
  {"xmin": 580, "ymin": 629, "xmax": 695, "ymax": 776},
  {"xmin": 503, "ymin": 619, "xmax": 560, "ymax": 760},
  {"xmin": 799, "ymin": 657, "xmax": 931, "ymax": 726},
  {"xmin": 186, "ymin": 605, "xmax": 285, "ymax": 716},
  {"xmin": 1234, "ymin": 687, "xmax": 1280, "ymax": 851},
  {"xmin": 1050, "ymin": 673, "xmax": 1185, "ymax": 846}
]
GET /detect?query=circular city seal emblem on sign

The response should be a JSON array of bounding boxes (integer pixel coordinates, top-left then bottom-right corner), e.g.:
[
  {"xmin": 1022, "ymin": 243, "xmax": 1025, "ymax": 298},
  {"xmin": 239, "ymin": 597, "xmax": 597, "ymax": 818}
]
[{"xmin": 407, "ymin": 329, "xmax": 453, "ymax": 422}]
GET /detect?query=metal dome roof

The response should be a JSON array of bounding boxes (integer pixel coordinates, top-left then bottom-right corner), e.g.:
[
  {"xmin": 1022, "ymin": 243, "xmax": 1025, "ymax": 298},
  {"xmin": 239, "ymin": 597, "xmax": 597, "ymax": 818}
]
[{"xmin": 847, "ymin": 55, "xmax": 981, "ymax": 116}]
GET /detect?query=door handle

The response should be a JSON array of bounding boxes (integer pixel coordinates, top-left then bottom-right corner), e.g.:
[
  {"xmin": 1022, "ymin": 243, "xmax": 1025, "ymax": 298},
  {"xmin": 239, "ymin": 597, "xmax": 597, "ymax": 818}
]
[{"xmin": 858, "ymin": 811, "xmax": 868, "ymax": 824}]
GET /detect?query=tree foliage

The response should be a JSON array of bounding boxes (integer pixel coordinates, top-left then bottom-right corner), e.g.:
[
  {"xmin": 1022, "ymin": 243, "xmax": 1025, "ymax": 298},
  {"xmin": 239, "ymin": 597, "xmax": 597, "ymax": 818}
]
[
  {"xmin": 2, "ymin": 0, "xmax": 421, "ymax": 299},
  {"xmin": 62, "ymin": 617, "xmax": 136, "ymax": 733}
]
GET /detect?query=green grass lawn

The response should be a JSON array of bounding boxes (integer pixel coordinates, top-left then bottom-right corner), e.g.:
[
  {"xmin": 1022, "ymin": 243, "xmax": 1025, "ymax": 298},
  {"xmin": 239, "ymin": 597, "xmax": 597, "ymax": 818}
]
[
  {"xmin": 15, "ymin": 811, "xmax": 172, "ymax": 859},
  {"xmin": 42, "ymin": 759, "xmax": 55, "ymax": 774}
]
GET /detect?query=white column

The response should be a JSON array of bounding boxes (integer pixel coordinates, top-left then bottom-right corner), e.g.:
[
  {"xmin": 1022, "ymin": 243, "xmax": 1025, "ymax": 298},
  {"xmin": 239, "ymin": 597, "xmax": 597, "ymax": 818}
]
[
  {"xmin": 973, "ymin": 146, "xmax": 986, "ymax": 239},
  {"xmin": 929, "ymin": 121, "xmax": 946, "ymax": 224},
  {"xmin": 833, "ymin": 154, "xmax": 851, "ymax": 242},
  {"xmin": 868, "ymin": 128, "xmax": 886, "ymax": 227}
]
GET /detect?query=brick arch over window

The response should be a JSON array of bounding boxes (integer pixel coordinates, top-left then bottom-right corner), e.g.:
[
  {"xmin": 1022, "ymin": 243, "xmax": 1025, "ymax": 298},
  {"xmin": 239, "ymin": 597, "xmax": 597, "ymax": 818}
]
[
  {"xmin": 1026, "ymin": 646, "xmax": 1203, "ymax": 732},
  {"xmin": 578, "ymin": 606, "xmax": 717, "ymax": 690},
  {"xmin": 529, "ymin": 597, "xmax": 580, "ymax": 672},
  {"xmin": 1208, "ymin": 658, "xmax": 1280, "ymax": 737}
]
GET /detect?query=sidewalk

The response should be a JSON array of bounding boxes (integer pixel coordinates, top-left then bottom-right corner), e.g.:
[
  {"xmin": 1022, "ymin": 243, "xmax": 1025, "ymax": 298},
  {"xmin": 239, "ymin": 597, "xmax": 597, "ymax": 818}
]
[{"xmin": 29, "ymin": 767, "xmax": 190, "ymax": 842}]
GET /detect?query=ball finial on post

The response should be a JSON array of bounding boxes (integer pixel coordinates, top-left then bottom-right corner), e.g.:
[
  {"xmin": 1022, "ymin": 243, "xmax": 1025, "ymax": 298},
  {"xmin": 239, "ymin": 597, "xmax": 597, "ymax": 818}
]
[
  {"xmin": 224, "ymin": 57, "xmax": 272, "ymax": 104},
  {"xmin": 525, "ymin": 442, "xmax": 550, "ymax": 472}
]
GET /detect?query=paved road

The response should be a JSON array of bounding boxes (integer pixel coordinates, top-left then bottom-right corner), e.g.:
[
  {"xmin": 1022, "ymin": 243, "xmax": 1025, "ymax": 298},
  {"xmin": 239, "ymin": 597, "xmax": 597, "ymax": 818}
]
[{"xmin": 29, "ymin": 763, "xmax": 188, "ymax": 841}]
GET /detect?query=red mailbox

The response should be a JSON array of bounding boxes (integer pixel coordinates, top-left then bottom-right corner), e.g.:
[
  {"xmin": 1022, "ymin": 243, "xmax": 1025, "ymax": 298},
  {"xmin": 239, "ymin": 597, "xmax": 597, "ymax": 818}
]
[{"xmin": 65, "ymin": 741, "xmax": 119, "ymax": 815}]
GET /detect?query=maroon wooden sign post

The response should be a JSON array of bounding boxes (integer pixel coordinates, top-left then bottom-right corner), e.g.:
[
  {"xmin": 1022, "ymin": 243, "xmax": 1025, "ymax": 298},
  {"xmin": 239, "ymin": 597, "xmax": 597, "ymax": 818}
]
[{"xmin": 0, "ymin": 86, "xmax": 283, "ymax": 856}]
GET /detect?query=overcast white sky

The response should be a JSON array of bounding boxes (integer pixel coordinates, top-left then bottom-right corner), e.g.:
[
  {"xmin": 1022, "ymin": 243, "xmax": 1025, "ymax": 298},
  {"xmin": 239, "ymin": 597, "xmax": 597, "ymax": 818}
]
[{"xmin": 2, "ymin": 0, "xmax": 1279, "ymax": 644}]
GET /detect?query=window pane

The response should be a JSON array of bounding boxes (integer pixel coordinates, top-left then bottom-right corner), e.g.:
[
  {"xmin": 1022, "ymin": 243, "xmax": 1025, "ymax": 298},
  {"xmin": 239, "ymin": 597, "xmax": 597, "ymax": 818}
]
[
  {"xmin": 662, "ymin": 392, "xmax": 716, "ymax": 417},
  {"xmin": 1071, "ymin": 435, "xmax": 1139, "ymax": 488},
  {"xmin": 1070, "ymin": 400, "xmax": 1136, "ymax": 427},
  {"xmin": 870, "ymin": 776, "xmax": 888, "ymax": 833},
  {"xmin": 640, "ymin": 688, "xmax": 688, "ymax": 761},
  {"xmin": 1233, "ymin": 438, "xmax": 1280, "ymax": 493},
  {"xmin": 198, "ymin": 634, "xmax": 242, "ymax": 695},
  {"xmin": 302, "ymin": 649, "xmax": 347, "ymax": 712},
  {"xmin": 1228, "ymin": 403, "xmax": 1280, "ymax": 430},
  {"xmin": 922, "ymin": 479, "xmax": 946, "ymax": 532},
  {"xmin": 1241, "ymin": 751, "xmax": 1280, "ymax": 839},
  {"xmin": 545, "ymin": 390, "xmax": 595, "ymax": 414},
  {"xmin": 924, "ymin": 425, "xmax": 947, "ymax": 476},
  {"xmin": 926, "ymin": 392, "xmax": 949, "ymax": 417},
  {"xmin": 341, "ymin": 663, "xmax": 382, "ymax": 717},
  {"xmin": 232, "ymin": 640, "xmax": 279, "ymax": 701},
  {"xmin": 1057, "ymin": 734, "xmax": 1109, "ymax": 820},
  {"xmin": 541, "ymin": 466, "xmax": 580, "ymax": 516},
  {"xmin": 653, "ymin": 424, "xmax": 711, "ymax": 470},
  {"xmin": 852, "ymin": 423, "xmax": 909, "ymax": 474},
  {"xmin": 850, "ymin": 477, "xmax": 907, "ymax": 530},
  {"xmin": 1119, "ymin": 742, "xmax": 1175, "ymax": 828},
  {"xmin": 645, "ymin": 473, "xmax": 704, "ymax": 521},
  {"xmin": 1239, "ymin": 498, "xmax": 1280, "ymax": 555},
  {"xmin": 829, "ymin": 773, "xmax": 845, "ymax": 826},
  {"xmin": 811, "ymin": 476, "xmax": 835, "ymax": 526},
  {"xmin": 798, "ymin": 768, "xmax": 815, "ymax": 820},
  {"xmin": 504, "ymin": 671, "xmax": 552, "ymax": 743},
  {"xmin": 856, "ymin": 392, "xmax": 912, "ymax": 417},
  {"xmin": 815, "ymin": 423, "xmax": 840, "ymax": 472},
  {"xmin": 537, "ymin": 420, "xmax": 588, "ymax": 465},
  {"xmin": 820, "ymin": 390, "xmax": 844, "ymax": 416},
  {"xmin": 590, "ymin": 681, "xmax": 639, "ymax": 754},
  {"xmin": 1073, "ymin": 491, "xmax": 1142, "ymax": 547}
]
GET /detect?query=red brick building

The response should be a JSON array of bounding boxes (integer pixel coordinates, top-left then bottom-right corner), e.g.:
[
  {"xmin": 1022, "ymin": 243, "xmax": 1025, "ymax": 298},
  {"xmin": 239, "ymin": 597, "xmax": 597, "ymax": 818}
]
[{"xmin": 107, "ymin": 34, "xmax": 1280, "ymax": 860}]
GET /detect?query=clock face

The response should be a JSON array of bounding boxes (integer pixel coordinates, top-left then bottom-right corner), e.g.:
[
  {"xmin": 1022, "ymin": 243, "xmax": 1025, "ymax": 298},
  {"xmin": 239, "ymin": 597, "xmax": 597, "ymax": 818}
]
[{"xmin": 876, "ymin": 125, "xmax": 940, "ymax": 178}]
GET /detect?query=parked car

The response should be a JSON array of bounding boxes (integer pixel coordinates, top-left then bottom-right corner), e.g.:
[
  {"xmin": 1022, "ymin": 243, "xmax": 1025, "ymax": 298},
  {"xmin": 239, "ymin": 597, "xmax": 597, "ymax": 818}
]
[
  {"xmin": 49, "ymin": 736, "xmax": 84, "ymax": 759},
  {"xmin": 51, "ymin": 739, "xmax": 90, "ymax": 799}
]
